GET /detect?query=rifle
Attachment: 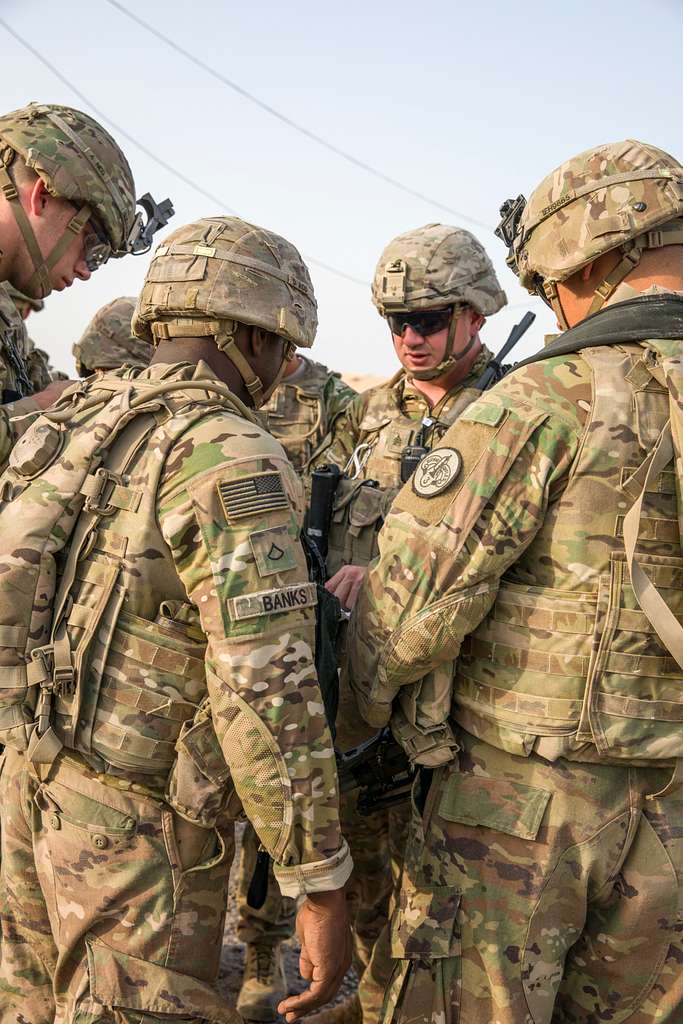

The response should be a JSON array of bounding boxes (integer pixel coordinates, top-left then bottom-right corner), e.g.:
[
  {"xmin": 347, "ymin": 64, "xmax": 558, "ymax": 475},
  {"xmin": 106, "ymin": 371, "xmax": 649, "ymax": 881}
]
[
  {"xmin": 473, "ymin": 310, "xmax": 536, "ymax": 391},
  {"xmin": 305, "ymin": 463, "xmax": 341, "ymax": 563},
  {"xmin": 337, "ymin": 727, "xmax": 414, "ymax": 815}
]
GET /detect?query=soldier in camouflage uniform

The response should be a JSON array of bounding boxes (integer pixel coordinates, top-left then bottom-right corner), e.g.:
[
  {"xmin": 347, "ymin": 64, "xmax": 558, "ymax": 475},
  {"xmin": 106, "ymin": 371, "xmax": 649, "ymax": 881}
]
[
  {"xmin": 0, "ymin": 215, "xmax": 352, "ymax": 1024},
  {"xmin": 348, "ymin": 140, "xmax": 683, "ymax": 1023},
  {"xmin": 73, "ymin": 295, "xmax": 154, "ymax": 376},
  {"xmin": 237, "ymin": 359, "xmax": 356, "ymax": 1020},
  {"xmin": 0, "ymin": 281, "xmax": 34, "ymax": 401},
  {"xmin": 259, "ymin": 354, "xmax": 357, "ymax": 473},
  {"xmin": 0, "ymin": 101, "xmax": 170, "ymax": 464},
  {"xmin": 4, "ymin": 283, "xmax": 54, "ymax": 392},
  {"xmin": 308, "ymin": 226, "xmax": 506, "ymax": 1021}
]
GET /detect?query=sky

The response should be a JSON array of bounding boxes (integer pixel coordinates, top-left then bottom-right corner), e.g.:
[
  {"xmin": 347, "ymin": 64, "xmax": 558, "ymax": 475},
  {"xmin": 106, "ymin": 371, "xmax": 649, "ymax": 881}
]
[{"xmin": 1, "ymin": 0, "xmax": 681, "ymax": 378}]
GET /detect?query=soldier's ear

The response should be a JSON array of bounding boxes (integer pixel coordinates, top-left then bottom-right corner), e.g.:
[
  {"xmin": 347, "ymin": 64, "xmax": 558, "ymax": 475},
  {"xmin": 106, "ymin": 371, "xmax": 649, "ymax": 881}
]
[
  {"xmin": 247, "ymin": 326, "xmax": 268, "ymax": 359},
  {"xmin": 470, "ymin": 311, "xmax": 485, "ymax": 334},
  {"xmin": 27, "ymin": 176, "xmax": 50, "ymax": 218}
]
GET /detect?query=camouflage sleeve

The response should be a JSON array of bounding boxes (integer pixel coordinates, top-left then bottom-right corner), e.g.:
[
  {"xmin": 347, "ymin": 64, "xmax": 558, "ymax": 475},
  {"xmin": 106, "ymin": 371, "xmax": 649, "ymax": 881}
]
[
  {"xmin": 307, "ymin": 390, "xmax": 366, "ymax": 472},
  {"xmin": 158, "ymin": 411, "xmax": 351, "ymax": 897},
  {"xmin": 347, "ymin": 358, "xmax": 590, "ymax": 729}
]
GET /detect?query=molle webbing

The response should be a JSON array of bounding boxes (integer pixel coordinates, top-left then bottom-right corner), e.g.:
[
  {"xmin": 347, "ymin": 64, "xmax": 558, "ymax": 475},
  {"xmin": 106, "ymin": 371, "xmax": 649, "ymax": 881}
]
[
  {"xmin": 454, "ymin": 341, "xmax": 683, "ymax": 764},
  {"xmin": 0, "ymin": 370, "xmax": 249, "ymax": 761}
]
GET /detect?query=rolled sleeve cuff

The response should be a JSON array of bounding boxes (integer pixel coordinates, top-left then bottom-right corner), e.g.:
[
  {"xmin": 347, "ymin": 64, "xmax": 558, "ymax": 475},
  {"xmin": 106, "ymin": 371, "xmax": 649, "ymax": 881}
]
[{"xmin": 273, "ymin": 839, "xmax": 353, "ymax": 898}]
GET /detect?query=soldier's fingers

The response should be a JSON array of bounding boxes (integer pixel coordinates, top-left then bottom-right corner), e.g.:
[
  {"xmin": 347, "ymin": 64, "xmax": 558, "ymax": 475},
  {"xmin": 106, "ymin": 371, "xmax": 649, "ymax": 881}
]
[
  {"xmin": 278, "ymin": 964, "xmax": 347, "ymax": 1022},
  {"xmin": 347, "ymin": 574, "xmax": 364, "ymax": 609},
  {"xmin": 324, "ymin": 568, "xmax": 348, "ymax": 598}
]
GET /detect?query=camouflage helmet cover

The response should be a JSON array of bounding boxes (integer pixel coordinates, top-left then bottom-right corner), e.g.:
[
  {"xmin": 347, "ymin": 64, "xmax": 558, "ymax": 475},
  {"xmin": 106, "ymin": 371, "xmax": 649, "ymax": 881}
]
[
  {"xmin": 0, "ymin": 103, "xmax": 136, "ymax": 253},
  {"xmin": 133, "ymin": 216, "xmax": 317, "ymax": 348},
  {"xmin": 73, "ymin": 296, "xmax": 153, "ymax": 375},
  {"xmin": 371, "ymin": 223, "xmax": 507, "ymax": 318},
  {"xmin": 509, "ymin": 139, "xmax": 683, "ymax": 291}
]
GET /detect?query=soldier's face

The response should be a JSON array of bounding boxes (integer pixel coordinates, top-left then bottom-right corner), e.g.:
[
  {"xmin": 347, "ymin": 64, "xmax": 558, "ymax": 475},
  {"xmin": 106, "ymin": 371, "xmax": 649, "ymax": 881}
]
[
  {"xmin": 391, "ymin": 308, "xmax": 479, "ymax": 374},
  {"xmin": 13, "ymin": 178, "xmax": 92, "ymax": 297}
]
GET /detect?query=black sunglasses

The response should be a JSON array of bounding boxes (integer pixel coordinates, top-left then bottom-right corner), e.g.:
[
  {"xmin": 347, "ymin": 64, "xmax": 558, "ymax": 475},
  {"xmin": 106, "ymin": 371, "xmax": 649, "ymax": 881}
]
[{"xmin": 387, "ymin": 307, "xmax": 453, "ymax": 338}]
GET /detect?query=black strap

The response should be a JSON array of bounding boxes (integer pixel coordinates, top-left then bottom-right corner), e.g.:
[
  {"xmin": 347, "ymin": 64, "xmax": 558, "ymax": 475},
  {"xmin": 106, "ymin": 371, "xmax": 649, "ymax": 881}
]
[
  {"xmin": 247, "ymin": 848, "xmax": 271, "ymax": 910},
  {"xmin": 517, "ymin": 294, "xmax": 683, "ymax": 369}
]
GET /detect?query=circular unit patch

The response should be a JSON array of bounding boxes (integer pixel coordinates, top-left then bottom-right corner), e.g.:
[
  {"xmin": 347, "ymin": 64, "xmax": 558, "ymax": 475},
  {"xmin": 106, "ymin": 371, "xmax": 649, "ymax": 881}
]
[{"xmin": 412, "ymin": 447, "xmax": 462, "ymax": 497}]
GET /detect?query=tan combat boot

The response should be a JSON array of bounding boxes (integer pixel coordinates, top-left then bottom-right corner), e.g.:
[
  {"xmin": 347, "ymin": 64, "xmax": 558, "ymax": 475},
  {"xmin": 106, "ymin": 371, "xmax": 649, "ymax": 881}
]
[{"xmin": 237, "ymin": 942, "xmax": 287, "ymax": 1021}]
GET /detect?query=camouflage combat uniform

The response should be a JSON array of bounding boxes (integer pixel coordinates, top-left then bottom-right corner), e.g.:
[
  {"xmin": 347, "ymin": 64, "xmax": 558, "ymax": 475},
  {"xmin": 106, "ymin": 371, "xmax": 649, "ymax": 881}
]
[
  {"xmin": 311, "ymin": 226, "xmax": 506, "ymax": 1021},
  {"xmin": 3, "ymin": 284, "xmax": 52, "ymax": 393},
  {"xmin": 311, "ymin": 353, "xmax": 491, "ymax": 576},
  {"xmin": 0, "ymin": 217, "xmax": 351, "ymax": 1022},
  {"xmin": 349, "ymin": 141, "xmax": 683, "ymax": 1023},
  {"xmin": 0, "ymin": 283, "xmax": 33, "ymax": 399},
  {"xmin": 236, "ymin": 356, "xmax": 356, "ymax": 1019},
  {"xmin": 260, "ymin": 355, "xmax": 357, "ymax": 473},
  {"xmin": 73, "ymin": 295, "xmax": 154, "ymax": 376},
  {"xmin": 0, "ymin": 285, "xmax": 47, "ymax": 473},
  {"xmin": 0, "ymin": 100, "xmax": 167, "ymax": 469}
]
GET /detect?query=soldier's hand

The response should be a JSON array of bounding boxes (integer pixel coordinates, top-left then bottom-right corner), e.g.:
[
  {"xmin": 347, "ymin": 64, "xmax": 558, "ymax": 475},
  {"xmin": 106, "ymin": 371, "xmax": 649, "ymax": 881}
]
[
  {"xmin": 278, "ymin": 889, "xmax": 351, "ymax": 1022},
  {"xmin": 325, "ymin": 565, "xmax": 367, "ymax": 611},
  {"xmin": 33, "ymin": 378, "xmax": 74, "ymax": 409}
]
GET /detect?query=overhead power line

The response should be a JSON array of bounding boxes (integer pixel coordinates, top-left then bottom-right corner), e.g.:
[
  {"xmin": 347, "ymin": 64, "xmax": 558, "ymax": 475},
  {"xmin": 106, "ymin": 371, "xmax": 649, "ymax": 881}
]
[
  {"xmin": 0, "ymin": 17, "xmax": 369, "ymax": 288},
  {"xmin": 105, "ymin": 0, "xmax": 494, "ymax": 232}
]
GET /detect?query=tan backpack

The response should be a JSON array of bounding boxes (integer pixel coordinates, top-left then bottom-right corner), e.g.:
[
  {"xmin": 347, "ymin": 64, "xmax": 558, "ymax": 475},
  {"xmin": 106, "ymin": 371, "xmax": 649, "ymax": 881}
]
[{"xmin": 0, "ymin": 367, "xmax": 251, "ymax": 758}]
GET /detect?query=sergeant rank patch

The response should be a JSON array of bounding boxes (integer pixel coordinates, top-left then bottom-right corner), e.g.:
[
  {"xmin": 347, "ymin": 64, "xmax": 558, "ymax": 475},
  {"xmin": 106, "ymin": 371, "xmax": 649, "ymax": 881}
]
[
  {"xmin": 412, "ymin": 447, "xmax": 462, "ymax": 497},
  {"xmin": 219, "ymin": 471, "xmax": 289, "ymax": 521},
  {"xmin": 229, "ymin": 582, "xmax": 317, "ymax": 620}
]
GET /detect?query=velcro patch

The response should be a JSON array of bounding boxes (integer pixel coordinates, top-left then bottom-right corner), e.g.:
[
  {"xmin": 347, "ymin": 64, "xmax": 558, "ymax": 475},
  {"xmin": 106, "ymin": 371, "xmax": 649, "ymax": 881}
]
[
  {"xmin": 230, "ymin": 582, "xmax": 317, "ymax": 621},
  {"xmin": 218, "ymin": 471, "xmax": 289, "ymax": 521},
  {"xmin": 412, "ymin": 447, "xmax": 462, "ymax": 497},
  {"xmin": 249, "ymin": 524, "xmax": 298, "ymax": 577}
]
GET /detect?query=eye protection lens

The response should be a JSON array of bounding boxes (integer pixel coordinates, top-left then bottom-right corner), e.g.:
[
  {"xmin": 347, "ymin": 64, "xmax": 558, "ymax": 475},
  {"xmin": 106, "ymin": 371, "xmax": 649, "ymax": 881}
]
[
  {"xmin": 83, "ymin": 219, "xmax": 112, "ymax": 272},
  {"xmin": 387, "ymin": 308, "xmax": 453, "ymax": 338}
]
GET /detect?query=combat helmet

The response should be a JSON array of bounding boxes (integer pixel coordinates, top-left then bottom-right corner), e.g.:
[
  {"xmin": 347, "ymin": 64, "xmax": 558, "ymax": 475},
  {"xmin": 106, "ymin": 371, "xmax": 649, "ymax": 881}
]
[
  {"xmin": 497, "ymin": 139, "xmax": 683, "ymax": 329},
  {"xmin": 0, "ymin": 103, "xmax": 174, "ymax": 298},
  {"xmin": 73, "ymin": 296, "xmax": 153, "ymax": 376},
  {"xmin": 133, "ymin": 216, "xmax": 318, "ymax": 407},
  {"xmin": 372, "ymin": 223, "xmax": 506, "ymax": 379}
]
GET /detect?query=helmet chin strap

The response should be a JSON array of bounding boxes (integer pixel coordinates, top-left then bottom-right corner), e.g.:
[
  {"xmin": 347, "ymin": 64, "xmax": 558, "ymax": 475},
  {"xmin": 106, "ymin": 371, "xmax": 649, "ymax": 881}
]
[
  {"xmin": 541, "ymin": 220, "xmax": 683, "ymax": 330},
  {"xmin": 0, "ymin": 158, "xmax": 91, "ymax": 299},
  {"xmin": 403, "ymin": 306, "xmax": 478, "ymax": 382},
  {"xmin": 151, "ymin": 318, "xmax": 293, "ymax": 409}
]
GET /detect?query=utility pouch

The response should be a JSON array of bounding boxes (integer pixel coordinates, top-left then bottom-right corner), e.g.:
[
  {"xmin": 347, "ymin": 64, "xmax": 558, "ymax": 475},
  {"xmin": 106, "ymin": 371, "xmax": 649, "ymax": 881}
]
[{"xmin": 166, "ymin": 699, "xmax": 237, "ymax": 829}]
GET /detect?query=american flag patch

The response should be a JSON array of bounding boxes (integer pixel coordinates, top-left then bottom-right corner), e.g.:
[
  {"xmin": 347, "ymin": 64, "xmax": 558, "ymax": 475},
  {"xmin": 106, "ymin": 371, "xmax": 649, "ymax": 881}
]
[{"xmin": 218, "ymin": 471, "xmax": 289, "ymax": 521}]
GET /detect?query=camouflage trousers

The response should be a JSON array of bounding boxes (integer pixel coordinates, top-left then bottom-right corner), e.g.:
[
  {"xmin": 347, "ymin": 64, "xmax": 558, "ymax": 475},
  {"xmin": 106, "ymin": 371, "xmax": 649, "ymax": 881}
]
[
  {"xmin": 0, "ymin": 747, "xmax": 238, "ymax": 1024},
  {"xmin": 236, "ymin": 792, "xmax": 410, "ymax": 1022},
  {"xmin": 384, "ymin": 731, "xmax": 683, "ymax": 1024}
]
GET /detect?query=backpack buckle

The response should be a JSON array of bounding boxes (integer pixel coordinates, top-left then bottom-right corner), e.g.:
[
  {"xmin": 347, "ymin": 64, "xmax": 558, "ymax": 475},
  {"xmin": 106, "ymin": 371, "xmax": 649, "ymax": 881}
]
[
  {"xmin": 27, "ymin": 645, "xmax": 53, "ymax": 688},
  {"xmin": 81, "ymin": 468, "xmax": 122, "ymax": 516}
]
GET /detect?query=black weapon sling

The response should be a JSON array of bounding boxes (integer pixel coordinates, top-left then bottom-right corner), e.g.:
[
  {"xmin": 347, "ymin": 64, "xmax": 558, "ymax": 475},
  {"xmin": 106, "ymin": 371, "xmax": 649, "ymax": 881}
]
[{"xmin": 516, "ymin": 294, "xmax": 683, "ymax": 368}]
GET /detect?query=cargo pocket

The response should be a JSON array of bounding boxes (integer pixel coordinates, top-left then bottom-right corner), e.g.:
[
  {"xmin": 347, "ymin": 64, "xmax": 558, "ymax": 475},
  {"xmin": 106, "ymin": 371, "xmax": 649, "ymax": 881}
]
[
  {"xmin": 385, "ymin": 885, "xmax": 461, "ymax": 1024},
  {"xmin": 80, "ymin": 932, "xmax": 238, "ymax": 1023},
  {"xmin": 438, "ymin": 772, "xmax": 551, "ymax": 840}
]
